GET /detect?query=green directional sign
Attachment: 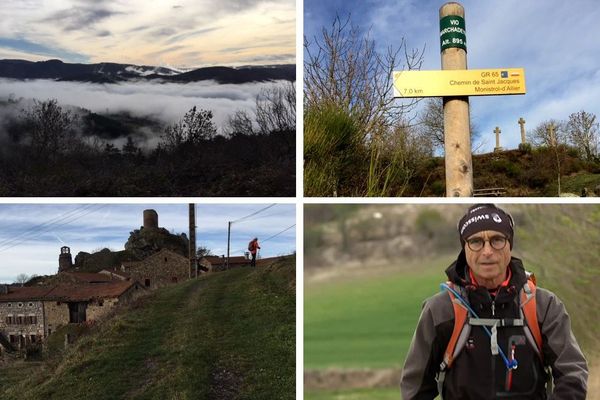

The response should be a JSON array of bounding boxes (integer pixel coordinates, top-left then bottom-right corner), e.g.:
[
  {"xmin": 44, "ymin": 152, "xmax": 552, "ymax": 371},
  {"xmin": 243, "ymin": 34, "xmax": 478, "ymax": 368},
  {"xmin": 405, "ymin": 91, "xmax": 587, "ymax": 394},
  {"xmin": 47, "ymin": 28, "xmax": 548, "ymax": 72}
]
[{"xmin": 440, "ymin": 15, "xmax": 466, "ymax": 52}]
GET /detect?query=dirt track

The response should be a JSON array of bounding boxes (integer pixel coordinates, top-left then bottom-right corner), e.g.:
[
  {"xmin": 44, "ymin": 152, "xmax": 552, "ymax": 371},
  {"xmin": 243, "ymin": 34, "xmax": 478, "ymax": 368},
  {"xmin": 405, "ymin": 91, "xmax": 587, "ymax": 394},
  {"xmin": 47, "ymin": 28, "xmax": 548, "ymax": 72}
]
[
  {"xmin": 305, "ymin": 364, "xmax": 597, "ymax": 396},
  {"xmin": 304, "ymin": 369, "xmax": 401, "ymax": 391}
]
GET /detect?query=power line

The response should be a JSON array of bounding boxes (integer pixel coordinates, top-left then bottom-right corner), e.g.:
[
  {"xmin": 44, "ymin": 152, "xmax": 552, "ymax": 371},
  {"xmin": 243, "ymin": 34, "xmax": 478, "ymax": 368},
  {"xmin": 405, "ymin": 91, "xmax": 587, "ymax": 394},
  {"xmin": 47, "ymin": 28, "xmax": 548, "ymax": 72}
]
[
  {"xmin": 235, "ymin": 210, "xmax": 292, "ymax": 223},
  {"xmin": 0, "ymin": 204, "xmax": 108, "ymax": 253},
  {"xmin": 231, "ymin": 204, "xmax": 276, "ymax": 224},
  {"xmin": 231, "ymin": 224, "xmax": 296, "ymax": 254},
  {"xmin": 262, "ymin": 224, "xmax": 296, "ymax": 243},
  {"xmin": 0, "ymin": 204, "xmax": 96, "ymax": 248}
]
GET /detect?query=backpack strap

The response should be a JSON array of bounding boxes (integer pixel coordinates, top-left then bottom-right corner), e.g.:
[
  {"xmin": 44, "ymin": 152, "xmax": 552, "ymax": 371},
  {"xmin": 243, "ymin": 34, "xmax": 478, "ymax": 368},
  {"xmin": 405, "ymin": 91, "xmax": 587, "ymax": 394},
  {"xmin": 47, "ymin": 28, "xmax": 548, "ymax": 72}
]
[
  {"xmin": 520, "ymin": 278, "xmax": 543, "ymax": 361},
  {"xmin": 442, "ymin": 282, "xmax": 469, "ymax": 369},
  {"xmin": 437, "ymin": 282, "xmax": 470, "ymax": 399}
]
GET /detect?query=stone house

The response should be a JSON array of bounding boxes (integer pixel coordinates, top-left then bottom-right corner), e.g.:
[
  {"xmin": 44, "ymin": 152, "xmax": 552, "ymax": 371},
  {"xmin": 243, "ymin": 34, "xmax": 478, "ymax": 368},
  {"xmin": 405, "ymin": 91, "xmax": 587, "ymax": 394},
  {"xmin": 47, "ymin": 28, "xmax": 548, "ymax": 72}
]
[
  {"xmin": 0, "ymin": 280, "xmax": 142, "ymax": 353},
  {"xmin": 119, "ymin": 249, "xmax": 190, "ymax": 289}
]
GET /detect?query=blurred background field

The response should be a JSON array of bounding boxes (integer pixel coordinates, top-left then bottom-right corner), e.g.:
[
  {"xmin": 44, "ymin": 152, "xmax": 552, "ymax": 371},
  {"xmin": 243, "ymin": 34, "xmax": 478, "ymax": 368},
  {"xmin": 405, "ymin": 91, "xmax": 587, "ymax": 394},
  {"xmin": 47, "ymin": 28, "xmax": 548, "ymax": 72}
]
[{"xmin": 304, "ymin": 204, "xmax": 600, "ymax": 399}]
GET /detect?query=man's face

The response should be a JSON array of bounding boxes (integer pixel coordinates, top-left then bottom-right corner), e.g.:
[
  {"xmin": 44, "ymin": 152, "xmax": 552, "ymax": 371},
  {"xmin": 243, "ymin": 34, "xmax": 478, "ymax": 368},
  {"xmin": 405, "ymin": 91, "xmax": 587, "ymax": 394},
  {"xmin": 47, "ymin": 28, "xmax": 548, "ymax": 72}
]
[{"xmin": 464, "ymin": 230, "xmax": 511, "ymax": 287}]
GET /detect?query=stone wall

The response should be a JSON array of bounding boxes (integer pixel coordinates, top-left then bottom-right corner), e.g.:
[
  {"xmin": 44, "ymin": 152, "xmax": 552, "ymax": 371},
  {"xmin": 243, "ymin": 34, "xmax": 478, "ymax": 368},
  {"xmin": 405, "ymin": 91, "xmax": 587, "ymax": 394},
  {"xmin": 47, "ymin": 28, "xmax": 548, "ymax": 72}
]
[
  {"xmin": 125, "ymin": 249, "xmax": 189, "ymax": 289},
  {"xmin": 43, "ymin": 301, "xmax": 70, "ymax": 335},
  {"xmin": 0, "ymin": 301, "xmax": 45, "ymax": 348}
]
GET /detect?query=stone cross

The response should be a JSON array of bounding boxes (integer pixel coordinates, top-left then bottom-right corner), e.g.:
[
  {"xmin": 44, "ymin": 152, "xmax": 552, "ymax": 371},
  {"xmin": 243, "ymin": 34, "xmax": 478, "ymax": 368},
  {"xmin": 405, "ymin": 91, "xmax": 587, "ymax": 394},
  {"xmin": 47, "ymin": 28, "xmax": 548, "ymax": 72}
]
[
  {"xmin": 494, "ymin": 126, "xmax": 502, "ymax": 151},
  {"xmin": 518, "ymin": 117, "xmax": 526, "ymax": 144},
  {"xmin": 547, "ymin": 123, "xmax": 556, "ymax": 147}
]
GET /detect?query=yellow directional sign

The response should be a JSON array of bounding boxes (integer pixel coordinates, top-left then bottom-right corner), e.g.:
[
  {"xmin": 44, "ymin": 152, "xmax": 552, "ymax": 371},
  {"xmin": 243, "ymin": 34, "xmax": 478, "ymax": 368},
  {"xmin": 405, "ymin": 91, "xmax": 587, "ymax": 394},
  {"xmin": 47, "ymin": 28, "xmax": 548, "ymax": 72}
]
[{"xmin": 393, "ymin": 68, "xmax": 526, "ymax": 97}]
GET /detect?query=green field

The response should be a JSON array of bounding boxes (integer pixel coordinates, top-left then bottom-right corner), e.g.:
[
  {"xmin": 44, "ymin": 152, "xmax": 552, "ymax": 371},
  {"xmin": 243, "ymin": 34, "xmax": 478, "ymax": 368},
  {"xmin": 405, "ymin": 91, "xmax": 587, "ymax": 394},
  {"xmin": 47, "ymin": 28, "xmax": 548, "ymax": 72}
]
[
  {"xmin": 304, "ymin": 257, "xmax": 450, "ymax": 399},
  {"xmin": 305, "ymin": 259, "xmax": 445, "ymax": 369},
  {"xmin": 0, "ymin": 259, "xmax": 295, "ymax": 399}
]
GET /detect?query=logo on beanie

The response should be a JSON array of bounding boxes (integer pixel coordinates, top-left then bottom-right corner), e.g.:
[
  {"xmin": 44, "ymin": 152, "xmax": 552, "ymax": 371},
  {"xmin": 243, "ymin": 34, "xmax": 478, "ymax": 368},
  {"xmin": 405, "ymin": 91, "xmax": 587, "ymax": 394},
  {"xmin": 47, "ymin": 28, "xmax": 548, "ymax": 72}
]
[
  {"xmin": 460, "ymin": 214, "xmax": 489, "ymax": 235},
  {"xmin": 492, "ymin": 213, "xmax": 502, "ymax": 223}
]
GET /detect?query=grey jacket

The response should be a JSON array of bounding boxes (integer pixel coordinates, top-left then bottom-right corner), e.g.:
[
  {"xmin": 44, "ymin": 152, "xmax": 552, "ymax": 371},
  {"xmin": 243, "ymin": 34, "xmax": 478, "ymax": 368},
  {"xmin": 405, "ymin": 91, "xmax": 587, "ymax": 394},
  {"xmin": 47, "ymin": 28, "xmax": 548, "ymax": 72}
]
[{"xmin": 400, "ymin": 255, "xmax": 588, "ymax": 399}]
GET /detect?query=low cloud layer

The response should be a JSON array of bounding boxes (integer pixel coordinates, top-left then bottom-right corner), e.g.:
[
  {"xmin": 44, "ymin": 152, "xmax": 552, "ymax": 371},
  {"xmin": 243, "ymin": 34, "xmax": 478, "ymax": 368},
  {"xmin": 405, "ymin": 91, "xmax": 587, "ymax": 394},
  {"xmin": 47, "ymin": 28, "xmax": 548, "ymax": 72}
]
[{"xmin": 0, "ymin": 78, "xmax": 290, "ymax": 148}]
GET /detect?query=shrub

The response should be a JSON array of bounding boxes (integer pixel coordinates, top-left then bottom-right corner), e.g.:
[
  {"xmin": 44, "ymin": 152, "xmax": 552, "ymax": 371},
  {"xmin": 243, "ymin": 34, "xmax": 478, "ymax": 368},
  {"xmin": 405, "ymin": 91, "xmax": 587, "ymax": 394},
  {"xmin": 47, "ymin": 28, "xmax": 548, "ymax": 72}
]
[{"xmin": 304, "ymin": 102, "xmax": 362, "ymax": 196}]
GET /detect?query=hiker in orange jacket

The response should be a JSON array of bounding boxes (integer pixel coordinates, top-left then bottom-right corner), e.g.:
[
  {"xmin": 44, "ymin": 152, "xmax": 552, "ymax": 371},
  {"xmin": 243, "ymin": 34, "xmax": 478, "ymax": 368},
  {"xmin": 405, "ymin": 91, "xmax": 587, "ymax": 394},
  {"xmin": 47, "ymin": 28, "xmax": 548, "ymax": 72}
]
[
  {"xmin": 400, "ymin": 204, "xmax": 588, "ymax": 399},
  {"xmin": 248, "ymin": 237, "xmax": 260, "ymax": 267}
]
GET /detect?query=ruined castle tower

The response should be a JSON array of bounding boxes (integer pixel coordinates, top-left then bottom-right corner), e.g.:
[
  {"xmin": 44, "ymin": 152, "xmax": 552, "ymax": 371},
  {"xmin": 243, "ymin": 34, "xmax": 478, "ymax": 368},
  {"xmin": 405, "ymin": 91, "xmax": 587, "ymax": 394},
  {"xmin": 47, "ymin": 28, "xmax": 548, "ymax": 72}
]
[
  {"xmin": 143, "ymin": 209, "xmax": 159, "ymax": 230},
  {"xmin": 58, "ymin": 246, "xmax": 73, "ymax": 272}
]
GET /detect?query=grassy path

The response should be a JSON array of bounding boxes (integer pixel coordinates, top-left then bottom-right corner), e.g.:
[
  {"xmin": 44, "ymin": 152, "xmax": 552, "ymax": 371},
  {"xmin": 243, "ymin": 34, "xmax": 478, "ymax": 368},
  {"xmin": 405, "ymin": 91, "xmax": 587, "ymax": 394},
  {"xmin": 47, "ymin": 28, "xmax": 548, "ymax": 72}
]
[{"xmin": 0, "ymin": 262, "xmax": 295, "ymax": 399}]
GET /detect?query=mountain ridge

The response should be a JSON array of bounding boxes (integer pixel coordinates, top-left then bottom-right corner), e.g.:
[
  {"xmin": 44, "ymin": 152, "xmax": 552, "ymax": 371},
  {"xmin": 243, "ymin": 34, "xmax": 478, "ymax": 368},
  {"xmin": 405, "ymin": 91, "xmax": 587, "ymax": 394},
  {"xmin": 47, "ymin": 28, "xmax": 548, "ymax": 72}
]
[{"xmin": 0, "ymin": 58, "xmax": 296, "ymax": 84}]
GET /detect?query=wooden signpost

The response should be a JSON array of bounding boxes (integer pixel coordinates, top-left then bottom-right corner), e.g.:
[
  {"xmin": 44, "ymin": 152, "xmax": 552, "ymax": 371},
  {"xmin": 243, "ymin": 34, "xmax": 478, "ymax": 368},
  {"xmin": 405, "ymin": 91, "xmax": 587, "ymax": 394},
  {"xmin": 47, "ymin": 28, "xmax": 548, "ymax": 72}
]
[{"xmin": 393, "ymin": 2, "xmax": 527, "ymax": 196}]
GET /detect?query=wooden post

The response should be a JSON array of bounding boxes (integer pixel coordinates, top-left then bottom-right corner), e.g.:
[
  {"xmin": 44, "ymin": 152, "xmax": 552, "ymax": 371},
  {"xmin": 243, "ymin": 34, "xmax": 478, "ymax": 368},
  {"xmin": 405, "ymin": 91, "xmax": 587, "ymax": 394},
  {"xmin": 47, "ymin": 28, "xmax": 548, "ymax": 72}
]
[
  {"xmin": 440, "ymin": 2, "xmax": 473, "ymax": 197},
  {"xmin": 494, "ymin": 126, "xmax": 501, "ymax": 151},
  {"xmin": 226, "ymin": 221, "xmax": 231, "ymax": 270},
  {"xmin": 518, "ymin": 117, "xmax": 526, "ymax": 144}
]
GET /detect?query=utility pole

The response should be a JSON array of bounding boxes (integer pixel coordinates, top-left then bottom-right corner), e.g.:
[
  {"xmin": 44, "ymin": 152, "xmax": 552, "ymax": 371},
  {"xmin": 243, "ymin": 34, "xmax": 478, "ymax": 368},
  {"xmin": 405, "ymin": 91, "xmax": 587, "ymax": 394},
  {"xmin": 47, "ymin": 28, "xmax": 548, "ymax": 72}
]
[
  {"xmin": 440, "ymin": 2, "xmax": 472, "ymax": 196},
  {"xmin": 189, "ymin": 204, "xmax": 197, "ymax": 278},
  {"xmin": 226, "ymin": 221, "xmax": 231, "ymax": 270}
]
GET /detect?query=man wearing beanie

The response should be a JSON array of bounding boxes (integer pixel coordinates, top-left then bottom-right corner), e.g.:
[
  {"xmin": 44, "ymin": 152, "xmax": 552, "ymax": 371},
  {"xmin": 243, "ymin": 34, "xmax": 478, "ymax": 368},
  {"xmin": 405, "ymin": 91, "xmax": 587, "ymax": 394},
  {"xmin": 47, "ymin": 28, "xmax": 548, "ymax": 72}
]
[{"xmin": 400, "ymin": 204, "xmax": 588, "ymax": 399}]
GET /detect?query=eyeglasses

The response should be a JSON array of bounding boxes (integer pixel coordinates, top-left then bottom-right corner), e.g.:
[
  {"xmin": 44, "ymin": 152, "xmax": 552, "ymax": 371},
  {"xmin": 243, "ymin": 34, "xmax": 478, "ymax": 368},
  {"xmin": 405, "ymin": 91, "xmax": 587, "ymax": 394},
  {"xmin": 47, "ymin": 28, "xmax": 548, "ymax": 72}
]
[{"xmin": 466, "ymin": 235, "xmax": 508, "ymax": 251}]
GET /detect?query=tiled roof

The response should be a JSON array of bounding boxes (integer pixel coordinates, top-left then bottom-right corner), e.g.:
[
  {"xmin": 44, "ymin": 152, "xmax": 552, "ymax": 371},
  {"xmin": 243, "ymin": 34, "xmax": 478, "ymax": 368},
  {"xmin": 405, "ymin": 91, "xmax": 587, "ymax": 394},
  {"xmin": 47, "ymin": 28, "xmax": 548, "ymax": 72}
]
[
  {"xmin": 62, "ymin": 272, "xmax": 116, "ymax": 283},
  {"xmin": 0, "ymin": 281, "xmax": 137, "ymax": 302},
  {"xmin": 99, "ymin": 269, "xmax": 131, "ymax": 279},
  {"xmin": 0, "ymin": 286, "xmax": 55, "ymax": 301}
]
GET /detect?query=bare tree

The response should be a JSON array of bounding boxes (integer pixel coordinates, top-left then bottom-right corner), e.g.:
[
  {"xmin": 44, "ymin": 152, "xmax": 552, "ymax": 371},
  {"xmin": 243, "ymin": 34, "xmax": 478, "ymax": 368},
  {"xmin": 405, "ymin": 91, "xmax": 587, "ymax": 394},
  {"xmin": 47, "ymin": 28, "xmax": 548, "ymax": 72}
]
[
  {"xmin": 21, "ymin": 99, "xmax": 76, "ymax": 157},
  {"xmin": 527, "ymin": 119, "xmax": 567, "ymax": 148},
  {"xmin": 417, "ymin": 98, "xmax": 445, "ymax": 152},
  {"xmin": 14, "ymin": 273, "xmax": 29, "ymax": 287},
  {"xmin": 255, "ymin": 82, "xmax": 296, "ymax": 134},
  {"xmin": 224, "ymin": 109, "xmax": 255, "ymax": 136},
  {"xmin": 304, "ymin": 14, "xmax": 424, "ymax": 140},
  {"xmin": 196, "ymin": 246, "xmax": 213, "ymax": 258},
  {"xmin": 161, "ymin": 106, "xmax": 217, "ymax": 148},
  {"xmin": 528, "ymin": 119, "xmax": 568, "ymax": 195},
  {"xmin": 417, "ymin": 97, "xmax": 481, "ymax": 154},
  {"xmin": 567, "ymin": 110, "xmax": 599, "ymax": 161}
]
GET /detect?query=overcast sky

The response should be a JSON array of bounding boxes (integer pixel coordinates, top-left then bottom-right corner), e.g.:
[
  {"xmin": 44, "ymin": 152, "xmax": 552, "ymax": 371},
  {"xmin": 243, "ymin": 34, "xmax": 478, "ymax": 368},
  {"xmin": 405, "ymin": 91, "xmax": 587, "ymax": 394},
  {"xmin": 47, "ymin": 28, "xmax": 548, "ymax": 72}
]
[
  {"xmin": 0, "ymin": 0, "xmax": 295, "ymax": 68},
  {"xmin": 0, "ymin": 203, "xmax": 296, "ymax": 283},
  {"xmin": 304, "ymin": 0, "xmax": 600, "ymax": 153}
]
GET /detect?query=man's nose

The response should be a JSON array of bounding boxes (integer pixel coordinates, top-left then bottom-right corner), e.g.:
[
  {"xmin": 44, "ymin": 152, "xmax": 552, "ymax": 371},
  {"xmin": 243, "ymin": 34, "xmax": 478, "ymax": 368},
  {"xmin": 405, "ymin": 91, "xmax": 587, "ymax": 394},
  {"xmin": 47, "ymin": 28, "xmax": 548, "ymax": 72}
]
[{"xmin": 481, "ymin": 240, "xmax": 494, "ymax": 255}]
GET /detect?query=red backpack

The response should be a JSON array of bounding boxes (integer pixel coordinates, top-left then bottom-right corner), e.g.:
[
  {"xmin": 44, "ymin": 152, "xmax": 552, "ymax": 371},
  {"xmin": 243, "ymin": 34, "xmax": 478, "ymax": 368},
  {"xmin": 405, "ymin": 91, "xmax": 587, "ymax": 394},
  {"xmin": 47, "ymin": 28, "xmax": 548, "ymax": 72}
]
[{"xmin": 437, "ymin": 274, "xmax": 545, "ymax": 396}]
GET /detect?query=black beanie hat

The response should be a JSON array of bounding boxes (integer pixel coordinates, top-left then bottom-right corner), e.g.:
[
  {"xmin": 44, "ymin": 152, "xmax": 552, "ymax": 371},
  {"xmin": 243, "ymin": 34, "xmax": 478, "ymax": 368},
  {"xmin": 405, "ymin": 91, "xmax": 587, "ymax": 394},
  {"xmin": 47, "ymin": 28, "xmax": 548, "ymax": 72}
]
[{"xmin": 458, "ymin": 204, "xmax": 515, "ymax": 249}]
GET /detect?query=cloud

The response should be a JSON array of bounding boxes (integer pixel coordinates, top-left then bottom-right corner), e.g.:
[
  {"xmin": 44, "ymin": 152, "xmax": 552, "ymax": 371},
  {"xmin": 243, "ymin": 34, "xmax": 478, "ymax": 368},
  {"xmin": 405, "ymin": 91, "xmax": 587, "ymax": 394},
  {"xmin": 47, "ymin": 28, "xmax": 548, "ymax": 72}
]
[
  {"xmin": 0, "ymin": 37, "xmax": 89, "ymax": 63},
  {"xmin": 40, "ymin": 5, "xmax": 121, "ymax": 32},
  {"xmin": 0, "ymin": 78, "xmax": 290, "ymax": 146}
]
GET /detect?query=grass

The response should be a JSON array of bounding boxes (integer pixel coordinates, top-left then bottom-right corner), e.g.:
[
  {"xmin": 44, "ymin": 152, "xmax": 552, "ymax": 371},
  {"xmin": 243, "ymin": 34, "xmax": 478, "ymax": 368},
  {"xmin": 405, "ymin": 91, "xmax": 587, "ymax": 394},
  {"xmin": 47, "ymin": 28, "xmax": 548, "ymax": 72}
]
[
  {"xmin": 549, "ymin": 172, "xmax": 600, "ymax": 195},
  {"xmin": 304, "ymin": 257, "xmax": 446, "ymax": 369},
  {"xmin": 0, "ymin": 258, "xmax": 295, "ymax": 399}
]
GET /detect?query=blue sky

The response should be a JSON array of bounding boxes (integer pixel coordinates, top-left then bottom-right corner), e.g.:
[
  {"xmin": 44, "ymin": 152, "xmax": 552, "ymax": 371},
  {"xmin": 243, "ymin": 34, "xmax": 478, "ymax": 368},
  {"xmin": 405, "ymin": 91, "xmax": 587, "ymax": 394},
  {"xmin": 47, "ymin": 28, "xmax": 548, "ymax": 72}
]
[
  {"xmin": 0, "ymin": 0, "xmax": 295, "ymax": 67},
  {"xmin": 304, "ymin": 0, "xmax": 600, "ymax": 153},
  {"xmin": 0, "ymin": 203, "xmax": 296, "ymax": 283}
]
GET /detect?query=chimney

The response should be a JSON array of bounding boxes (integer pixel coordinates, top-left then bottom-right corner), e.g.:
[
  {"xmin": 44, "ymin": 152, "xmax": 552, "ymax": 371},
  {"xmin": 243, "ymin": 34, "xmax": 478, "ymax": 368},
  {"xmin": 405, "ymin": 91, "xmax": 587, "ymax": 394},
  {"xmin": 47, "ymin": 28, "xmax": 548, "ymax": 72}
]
[{"xmin": 58, "ymin": 246, "xmax": 73, "ymax": 272}]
